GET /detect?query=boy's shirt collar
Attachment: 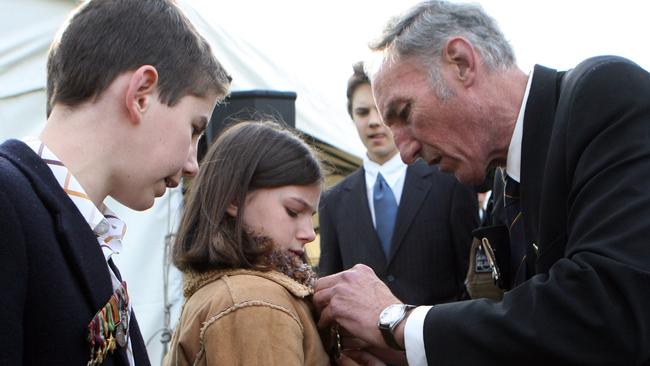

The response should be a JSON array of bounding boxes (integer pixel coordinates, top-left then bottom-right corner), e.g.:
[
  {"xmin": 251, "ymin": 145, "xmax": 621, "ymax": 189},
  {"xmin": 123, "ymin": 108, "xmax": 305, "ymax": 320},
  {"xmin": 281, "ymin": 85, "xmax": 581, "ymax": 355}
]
[
  {"xmin": 362, "ymin": 151, "xmax": 406, "ymax": 187},
  {"xmin": 22, "ymin": 137, "xmax": 126, "ymax": 261}
]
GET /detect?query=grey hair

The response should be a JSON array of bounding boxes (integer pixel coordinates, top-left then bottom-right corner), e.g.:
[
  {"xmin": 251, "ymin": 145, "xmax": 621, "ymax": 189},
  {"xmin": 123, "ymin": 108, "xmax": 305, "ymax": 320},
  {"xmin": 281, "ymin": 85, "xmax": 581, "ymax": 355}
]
[{"xmin": 370, "ymin": 0, "xmax": 515, "ymax": 94}]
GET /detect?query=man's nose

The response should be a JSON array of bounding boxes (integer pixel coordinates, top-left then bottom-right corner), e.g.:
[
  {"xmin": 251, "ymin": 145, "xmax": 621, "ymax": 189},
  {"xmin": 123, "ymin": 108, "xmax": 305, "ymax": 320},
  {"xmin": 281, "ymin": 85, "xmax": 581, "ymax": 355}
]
[{"xmin": 392, "ymin": 127, "xmax": 419, "ymax": 164}]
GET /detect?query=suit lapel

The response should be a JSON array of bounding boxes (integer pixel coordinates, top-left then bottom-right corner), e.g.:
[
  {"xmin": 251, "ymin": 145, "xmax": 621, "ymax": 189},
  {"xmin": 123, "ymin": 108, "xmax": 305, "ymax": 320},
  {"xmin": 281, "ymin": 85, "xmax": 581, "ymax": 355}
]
[
  {"xmin": 0, "ymin": 140, "xmax": 114, "ymax": 311},
  {"xmin": 108, "ymin": 259, "xmax": 150, "ymax": 366},
  {"xmin": 129, "ymin": 314, "xmax": 150, "ymax": 365},
  {"xmin": 387, "ymin": 161, "xmax": 432, "ymax": 264},
  {"xmin": 520, "ymin": 65, "xmax": 562, "ymax": 266},
  {"xmin": 341, "ymin": 169, "xmax": 387, "ymax": 266}
]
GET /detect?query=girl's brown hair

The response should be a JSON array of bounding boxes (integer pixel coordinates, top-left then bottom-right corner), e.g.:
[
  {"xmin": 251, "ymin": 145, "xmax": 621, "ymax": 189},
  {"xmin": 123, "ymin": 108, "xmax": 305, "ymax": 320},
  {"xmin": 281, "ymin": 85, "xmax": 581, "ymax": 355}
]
[{"xmin": 172, "ymin": 121, "xmax": 323, "ymax": 272}]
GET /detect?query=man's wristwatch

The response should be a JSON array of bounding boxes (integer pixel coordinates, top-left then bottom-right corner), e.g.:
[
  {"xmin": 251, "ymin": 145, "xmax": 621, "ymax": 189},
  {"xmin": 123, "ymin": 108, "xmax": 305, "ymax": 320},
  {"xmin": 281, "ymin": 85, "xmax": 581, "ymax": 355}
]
[{"xmin": 377, "ymin": 303, "xmax": 416, "ymax": 351}]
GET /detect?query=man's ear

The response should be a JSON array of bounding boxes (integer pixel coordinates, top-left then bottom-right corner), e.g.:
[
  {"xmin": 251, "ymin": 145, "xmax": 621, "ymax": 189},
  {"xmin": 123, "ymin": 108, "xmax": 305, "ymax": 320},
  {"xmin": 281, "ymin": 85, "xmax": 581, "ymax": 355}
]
[
  {"xmin": 443, "ymin": 37, "xmax": 476, "ymax": 86},
  {"xmin": 226, "ymin": 203, "xmax": 238, "ymax": 217},
  {"xmin": 125, "ymin": 65, "xmax": 158, "ymax": 124}
]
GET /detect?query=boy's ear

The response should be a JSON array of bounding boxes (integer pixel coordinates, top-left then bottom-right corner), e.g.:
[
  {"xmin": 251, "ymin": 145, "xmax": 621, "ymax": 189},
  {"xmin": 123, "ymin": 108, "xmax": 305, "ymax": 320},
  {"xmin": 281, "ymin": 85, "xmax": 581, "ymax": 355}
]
[
  {"xmin": 125, "ymin": 65, "xmax": 159, "ymax": 124},
  {"xmin": 226, "ymin": 203, "xmax": 238, "ymax": 217}
]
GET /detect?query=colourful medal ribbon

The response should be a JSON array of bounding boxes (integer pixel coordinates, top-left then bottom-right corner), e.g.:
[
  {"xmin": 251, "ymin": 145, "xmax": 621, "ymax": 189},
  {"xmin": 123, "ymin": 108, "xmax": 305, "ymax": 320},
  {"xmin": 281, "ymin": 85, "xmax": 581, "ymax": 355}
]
[{"xmin": 86, "ymin": 281, "xmax": 129, "ymax": 366}]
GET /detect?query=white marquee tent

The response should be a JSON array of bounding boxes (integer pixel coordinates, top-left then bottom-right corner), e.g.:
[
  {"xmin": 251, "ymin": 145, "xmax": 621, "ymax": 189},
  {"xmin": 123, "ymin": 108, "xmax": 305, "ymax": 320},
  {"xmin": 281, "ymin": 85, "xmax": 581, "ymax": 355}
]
[{"xmin": 0, "ymin": 1, "xmax": 365, "ymax": 364}]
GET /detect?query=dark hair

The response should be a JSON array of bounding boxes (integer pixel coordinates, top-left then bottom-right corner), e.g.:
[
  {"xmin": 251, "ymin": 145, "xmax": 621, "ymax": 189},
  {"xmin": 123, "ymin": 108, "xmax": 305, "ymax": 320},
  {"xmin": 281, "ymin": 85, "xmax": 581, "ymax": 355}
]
[
  {"xmin": 346, "ymin": 61, "xmax": 371, "ymax": 118},
  {"xmin": 172, "ymin": 121, "xmax": 324, "ymax": 273},
  {"xmin": 46, "ymin": 0, "xmax": 231, "ymax": 116}
]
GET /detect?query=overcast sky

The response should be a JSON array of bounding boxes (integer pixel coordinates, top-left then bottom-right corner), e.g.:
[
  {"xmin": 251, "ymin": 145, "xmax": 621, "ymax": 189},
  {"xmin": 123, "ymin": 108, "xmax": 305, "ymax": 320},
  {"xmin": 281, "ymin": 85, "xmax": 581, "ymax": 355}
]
[
  {"xmin": 188, "ymin": 0, "xmax": 649, "ymax": 93},
  {"xmin": 185, "ymin": 0, "xmax": 650, "ymax": 154}
]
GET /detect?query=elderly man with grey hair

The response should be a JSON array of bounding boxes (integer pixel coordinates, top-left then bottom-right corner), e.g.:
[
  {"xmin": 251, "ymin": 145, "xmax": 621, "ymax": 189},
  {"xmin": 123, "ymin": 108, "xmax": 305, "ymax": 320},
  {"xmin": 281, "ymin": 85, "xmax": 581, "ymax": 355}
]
[{"xmin": 314, "ymin": 1, "xmax": 650, "ymax": 365}]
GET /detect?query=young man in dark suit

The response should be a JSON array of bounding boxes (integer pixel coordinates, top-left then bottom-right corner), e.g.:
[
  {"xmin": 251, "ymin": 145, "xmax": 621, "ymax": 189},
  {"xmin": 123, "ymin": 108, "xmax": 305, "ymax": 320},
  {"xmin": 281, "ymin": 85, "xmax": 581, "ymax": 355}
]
[
  {"xmin": 319, "ymin": 62, "xmax": 478, "ymax": 306},
  {"xmin": 0, "ymin": 1, "xmax": 231, "ymax": 365},
  {"xmin": 314, "ymin": 1, "xmax": 650, "ymax": 365}
]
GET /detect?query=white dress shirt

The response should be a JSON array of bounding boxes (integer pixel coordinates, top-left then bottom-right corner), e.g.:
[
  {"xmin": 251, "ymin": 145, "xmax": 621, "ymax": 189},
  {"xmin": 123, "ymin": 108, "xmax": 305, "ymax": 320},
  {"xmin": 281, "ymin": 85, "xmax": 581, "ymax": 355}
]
[{"xmin": 363, "ymin": 151, "xmax": 408, "ymax": 227}]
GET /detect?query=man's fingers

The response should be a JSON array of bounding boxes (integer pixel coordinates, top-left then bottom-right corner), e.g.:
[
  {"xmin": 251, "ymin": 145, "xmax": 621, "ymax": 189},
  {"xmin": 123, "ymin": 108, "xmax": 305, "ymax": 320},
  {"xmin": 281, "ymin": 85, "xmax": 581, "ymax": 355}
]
[
  {"xmin": 316, "ymin": 264, "xmax": 374, "ymax": 293},
  {"xmin": 317, "ymin": 300, "xmax": 335, "ymax": 329},
  {"xmin": 338, "ymin": 350, "xmax": 386, "ymax": 366},
  {"xmin": 336, "ymin": 353, "xmax": 362, "ymax": 366},
  {"xmin": 340, "ymin": 335, "xmax": 369, "ymax": 350},
  {"xmin": 314, "ymin": 271, "xmax": 343, "ymax": 293},
  {"xmin": 364, "ymin": 346, "xmax": 407, "ymax": 366},
  {"xmin": 313, "ymin": 279, "xmax": 336, "ymax": 312}
]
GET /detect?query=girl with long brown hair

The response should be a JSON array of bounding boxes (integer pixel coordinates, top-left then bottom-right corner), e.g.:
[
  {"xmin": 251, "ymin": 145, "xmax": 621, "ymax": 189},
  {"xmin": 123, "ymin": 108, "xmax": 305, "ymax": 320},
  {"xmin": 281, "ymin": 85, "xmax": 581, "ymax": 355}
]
[{"xmin": 165, "ymin": 121, "xmax": 329, "ymax": 365}]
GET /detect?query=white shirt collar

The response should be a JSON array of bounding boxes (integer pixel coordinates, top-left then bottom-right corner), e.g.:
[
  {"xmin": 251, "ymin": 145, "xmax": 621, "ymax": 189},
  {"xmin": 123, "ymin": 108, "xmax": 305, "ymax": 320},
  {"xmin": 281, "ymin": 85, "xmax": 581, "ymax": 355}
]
[
  {"xmin": 362, "ymin": 151, "xmax": 406, "ymax": 187},
  {"xmin": 505, "ymin": 68, "xmax": 535, "ymax": 183},
  {"xmin": 362, "ymin": 151, "xmax": 408, "ymax": 226},
  {"xmin": 22, "ymin": 137, "xmax": 126, "ymax": 261}
]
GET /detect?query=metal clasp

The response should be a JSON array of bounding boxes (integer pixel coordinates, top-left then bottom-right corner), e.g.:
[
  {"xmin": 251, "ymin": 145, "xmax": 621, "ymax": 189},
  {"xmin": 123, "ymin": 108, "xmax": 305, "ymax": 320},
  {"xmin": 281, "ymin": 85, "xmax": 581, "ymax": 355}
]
[{"xmin": 480, "ymin": 237, "xmax": 501, "ymax": 285}]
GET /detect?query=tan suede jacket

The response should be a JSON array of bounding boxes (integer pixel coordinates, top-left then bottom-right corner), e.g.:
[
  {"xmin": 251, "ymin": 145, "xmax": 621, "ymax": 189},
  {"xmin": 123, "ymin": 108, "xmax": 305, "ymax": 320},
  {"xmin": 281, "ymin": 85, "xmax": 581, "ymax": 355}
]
[{"xmin": 164, "ymin": 269, "xmax": 330, "ymax": 366}]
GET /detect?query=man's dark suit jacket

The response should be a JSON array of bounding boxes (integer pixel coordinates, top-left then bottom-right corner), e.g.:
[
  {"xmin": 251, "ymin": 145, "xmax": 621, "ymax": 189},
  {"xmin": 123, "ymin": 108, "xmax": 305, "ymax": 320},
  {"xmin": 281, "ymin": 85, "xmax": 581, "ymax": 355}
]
[
  {"xmin": 422, "ymin": 57, "xmax": 650, "ymax": 364},
  {"xmin": 0, "ymin": 140, "xmax": 150, "ymax": 365},
  {"xmin": 319, "ymin": 159, "xmax": 478, "ymax": 305}
]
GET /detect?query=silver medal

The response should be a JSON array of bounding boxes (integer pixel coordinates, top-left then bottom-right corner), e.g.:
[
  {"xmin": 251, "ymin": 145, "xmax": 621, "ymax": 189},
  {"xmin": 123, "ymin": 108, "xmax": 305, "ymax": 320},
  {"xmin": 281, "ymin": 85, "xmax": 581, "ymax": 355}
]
[{"xmin": 116, "ymin": 324, "xmax": 127, "ymax": 347}]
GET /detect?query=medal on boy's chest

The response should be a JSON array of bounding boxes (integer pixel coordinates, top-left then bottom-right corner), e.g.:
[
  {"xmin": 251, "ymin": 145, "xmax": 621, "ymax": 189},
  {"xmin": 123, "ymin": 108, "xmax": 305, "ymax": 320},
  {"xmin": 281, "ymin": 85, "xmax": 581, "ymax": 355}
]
[{"xmin": 87, "ymin": 281, "xmax": 130, "ymax": 366}]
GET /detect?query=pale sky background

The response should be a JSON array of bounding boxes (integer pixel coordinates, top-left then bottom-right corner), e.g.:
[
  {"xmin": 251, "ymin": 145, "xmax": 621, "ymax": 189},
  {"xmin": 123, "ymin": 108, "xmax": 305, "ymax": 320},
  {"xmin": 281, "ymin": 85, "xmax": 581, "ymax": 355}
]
[{"xmin": 187, "ymin": 0, "xmax": 650, "ymax": 137}]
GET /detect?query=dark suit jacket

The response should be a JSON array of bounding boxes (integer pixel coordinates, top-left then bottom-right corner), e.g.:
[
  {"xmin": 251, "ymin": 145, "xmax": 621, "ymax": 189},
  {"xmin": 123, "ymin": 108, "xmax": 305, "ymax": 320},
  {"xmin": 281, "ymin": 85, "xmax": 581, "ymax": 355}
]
[
  {"xmin": 423, "ymin": 57, "xmax": 650, "ymax": 364},
  {"xmin": 0, "ymin": 140, "xmax": 150, "ymax": 365},
  {"xmin": 319, "ymin": 159, "xmax": 478, "ymax": 305}
]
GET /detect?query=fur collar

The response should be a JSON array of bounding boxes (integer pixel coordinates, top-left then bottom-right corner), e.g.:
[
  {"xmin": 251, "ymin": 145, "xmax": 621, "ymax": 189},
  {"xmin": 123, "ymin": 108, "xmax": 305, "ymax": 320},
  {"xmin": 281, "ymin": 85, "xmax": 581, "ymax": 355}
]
[{"xmin": 183, "ymin": 268, "xmax": 313, "ymax": 299}]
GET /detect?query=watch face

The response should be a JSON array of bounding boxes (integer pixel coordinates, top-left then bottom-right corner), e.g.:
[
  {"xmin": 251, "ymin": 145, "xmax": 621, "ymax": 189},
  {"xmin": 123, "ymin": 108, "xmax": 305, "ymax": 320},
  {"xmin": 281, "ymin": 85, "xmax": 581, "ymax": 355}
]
[{"xmin": 380, "ymin": 304, "xmax": 404, "ymax": 325}]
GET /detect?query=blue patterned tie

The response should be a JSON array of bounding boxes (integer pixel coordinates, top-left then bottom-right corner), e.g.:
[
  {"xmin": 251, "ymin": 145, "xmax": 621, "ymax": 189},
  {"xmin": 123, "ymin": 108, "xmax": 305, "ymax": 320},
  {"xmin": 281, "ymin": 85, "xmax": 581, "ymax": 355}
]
[
  {"xmin": 504, "ymin": 174, "xmax": 526, "ymax": 286},
  {"xmin": 374, "ymin": 173, "xmax": 398, "ymax": 258}
]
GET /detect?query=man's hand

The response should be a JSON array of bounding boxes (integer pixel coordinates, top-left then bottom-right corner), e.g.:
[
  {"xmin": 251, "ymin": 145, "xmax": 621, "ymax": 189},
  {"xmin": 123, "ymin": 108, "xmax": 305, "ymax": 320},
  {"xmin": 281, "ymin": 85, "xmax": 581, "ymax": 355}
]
[
  {"xmin": 314, "ymin": 264, "xmax": 402, "ymax": 349},
  {"xmin": 336, "ymin": 350, "xmax": 388, "ymax": 366},
  {"xmin": 338, "ymin": 332, "xmax": 408, "ymax": 365}
]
